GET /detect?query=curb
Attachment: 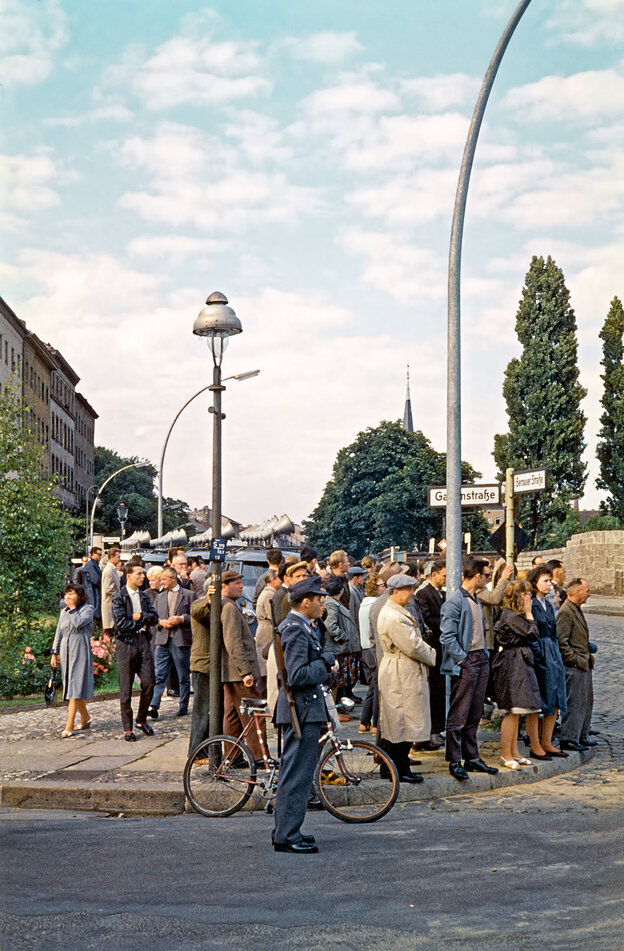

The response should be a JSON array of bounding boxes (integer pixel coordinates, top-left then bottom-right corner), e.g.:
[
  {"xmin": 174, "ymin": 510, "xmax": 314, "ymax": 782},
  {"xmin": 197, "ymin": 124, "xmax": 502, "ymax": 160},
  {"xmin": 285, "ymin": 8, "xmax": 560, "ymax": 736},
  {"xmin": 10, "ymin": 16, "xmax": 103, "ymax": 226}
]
[
  {"xmin": 585, "ymin": 607, "xmax": 624, "ymax": 617},
  {"xmin": 0, "ymin": 748, "xmax": 596, "ymax": 816}
]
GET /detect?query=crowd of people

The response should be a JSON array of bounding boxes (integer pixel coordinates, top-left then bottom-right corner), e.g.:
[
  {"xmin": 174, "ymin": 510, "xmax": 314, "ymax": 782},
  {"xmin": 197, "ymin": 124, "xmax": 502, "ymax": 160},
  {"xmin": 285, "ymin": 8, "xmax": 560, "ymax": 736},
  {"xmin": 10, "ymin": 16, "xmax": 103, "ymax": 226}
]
[{"xmin": 52, "ymin": 544, "xmax": 597, "ymax": 787}]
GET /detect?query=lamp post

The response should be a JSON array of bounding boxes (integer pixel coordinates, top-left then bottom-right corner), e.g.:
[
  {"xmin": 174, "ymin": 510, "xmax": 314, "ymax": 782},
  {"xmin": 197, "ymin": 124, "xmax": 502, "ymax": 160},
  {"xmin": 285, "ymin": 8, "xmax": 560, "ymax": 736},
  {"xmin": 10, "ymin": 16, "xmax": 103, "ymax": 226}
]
[
  {"xmin": 85, "ymin": 484, "xmax": 98, "ymax": 555},
  {"xmin": 89, "ymin": 462, "xmax": 149, "ymax": 550},
  {"xmin": 446, "ymin": 0, "xmax": 532, "ymax": 594},
  {"xmin": 157, "ymin": 369, "xmax": 259, "ymax": 539},
  {"xmin": 192, "ymin": 291, "xmax": 243, "ymax": 739},
  {"xmin": 117, "ymin": 500, "xmax": 128, "ymax": 542}
]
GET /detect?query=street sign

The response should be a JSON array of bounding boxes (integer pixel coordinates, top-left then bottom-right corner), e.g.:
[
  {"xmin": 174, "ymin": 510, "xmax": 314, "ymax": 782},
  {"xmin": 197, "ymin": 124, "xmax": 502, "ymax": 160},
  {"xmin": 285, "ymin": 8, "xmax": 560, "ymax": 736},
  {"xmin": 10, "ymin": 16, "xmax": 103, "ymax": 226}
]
[
  {"xmin": 438, "ymin": 539, "xmax": 447, "ymax": 551},
  {"xmin": 209, "ymin": 538, "xmax": 227, "ymax": 562},
  {"xmin": 513, "ymin": 468, "xmax": 547, "ymax": 494},
  {"xmin": 428, "ymin": 483, "xmax": 501, "ymax": 508},
  {"xmin": 488, "ymin": 522, "xmax": 530, "ymax": 556}
]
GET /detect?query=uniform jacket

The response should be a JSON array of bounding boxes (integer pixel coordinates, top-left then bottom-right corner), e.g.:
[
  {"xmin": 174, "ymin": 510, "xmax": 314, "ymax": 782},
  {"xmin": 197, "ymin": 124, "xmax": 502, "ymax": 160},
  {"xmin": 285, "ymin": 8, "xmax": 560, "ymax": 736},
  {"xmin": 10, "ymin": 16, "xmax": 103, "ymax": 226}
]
[
  {"xmin": 82, "ymin": 557, "xmax": 102, "ymax": 619},
  {"xmin": 439, "ymin": 588, "xmax": 488, "ymax": 676},
  {"xmin": 154, "ymin": 586, "xmax": 196, "ymax": 647},
  {"xmin": 101, "ymin": 562, "xmax": 121, "ymax": 629},
  {"xmin": 557, "ymin": 598, "xmax": 593, "ymax": 672},
  {"xmin": 112, "ymin": 586, "xmax": 158, "ymax": 643},
  {"xmin": 275, "ymin": 610, "xmax": 334, "ymax": 726},
  {"xmin": 324, "ymin": 595, "xmax": 358, "ymax": 655},
  {"xmin": 221, "ymin": 596, "xmax": 260, "ymax": 682},
  {"xmin": 377, "ymin": 598, "xmax": 435, "ymax": 744},
  {"xmin": 190, "ymin": 597, "xmax": 211, "ymax": 674}
]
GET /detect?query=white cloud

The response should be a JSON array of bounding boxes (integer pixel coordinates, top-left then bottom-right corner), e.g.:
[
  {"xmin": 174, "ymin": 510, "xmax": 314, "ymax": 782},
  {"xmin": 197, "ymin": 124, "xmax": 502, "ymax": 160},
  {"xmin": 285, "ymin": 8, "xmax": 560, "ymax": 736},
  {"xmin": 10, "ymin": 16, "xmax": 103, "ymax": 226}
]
[
  {"xmin": 349, "ymin": 168, "xmax": 456, "ymax": 225},
  {"xmin": 503, "ymin": 68, "xmax": 624, "ymax": 121},
  {"xmin": 0, "ymin": 0, "xmax": 67, "ymax": 87},
  {"xmin": 0, "ymin": 150, "xmax": 60, "ymax": 226},
  {"xmin": 341, "ymin": 228, "xmax": 446, "ymax": 303},
  {"xmin": 401, "ymin": 73, "xmax": 481, "ymax": 112},
  {"xmin": 301, "ymin": 73, "xmax": 399, "ymax": 118},
  {"xmin": 280, "ymin": 31, "xmax": 363, "ymax": 63},
  {"xmin": 547, "ymin": 0, "xmax": 624, "ymax": 47},
  {"xmin": 223, "ymin": 110, "xmax": 294, "ymax": 164},
  {"xmin": 43, "ymin": 105, "xmax": 134, "ymax": 128},
  {"xmin": 127, "ymin": 235, "xmax": 219, "ymax": 260}
]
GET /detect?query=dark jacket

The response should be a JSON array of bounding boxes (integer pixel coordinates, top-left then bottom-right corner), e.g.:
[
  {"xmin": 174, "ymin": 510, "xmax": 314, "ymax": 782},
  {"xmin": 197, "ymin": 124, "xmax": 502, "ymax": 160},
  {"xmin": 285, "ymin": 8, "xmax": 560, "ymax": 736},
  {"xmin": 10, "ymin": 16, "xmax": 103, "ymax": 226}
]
[
  {"xmin": 275, "ymin": 610, "xmax": 334, "ymax": 726},
  {"xmin": 492, "ymin": 609, "xmax": 542, "ymax": 712},
  {"xmin": 271, "ymin": 586, "xmax": 290, "ymax": 627},
  {"xmin": 112, "ymin": 585, "xmax": 158, "ymax": 643},
  {"xmin": 556, "ymin": 599, "xmax": 593, "ymax": 671},
  {"xmin": 416, "ymin": 582, "xmax": 445, "ymax": 642},
  {"xmin": 530, "ymin": 596, "xmax": 567, "ymax": 716},
  {"xmin": 82, "ymin": 558, "xmax": 102, "ymax": 619},
  {"xmin": 154, "ymin": 586, "xmax": 196, "ymax": 647},
  {"xmin": 324, "ymin": 596, "xmax": 358, "ymax": 655}
]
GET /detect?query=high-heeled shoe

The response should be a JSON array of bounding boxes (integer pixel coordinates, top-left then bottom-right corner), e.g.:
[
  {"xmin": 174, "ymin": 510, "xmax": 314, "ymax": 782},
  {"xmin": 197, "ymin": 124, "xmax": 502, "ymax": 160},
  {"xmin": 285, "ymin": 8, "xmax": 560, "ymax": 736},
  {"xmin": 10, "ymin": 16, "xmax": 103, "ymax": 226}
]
[
  {"xmin": 76, "ymin": 720, "xmax": 91, "ymax": 731},
  {"xmin": 499, "ymin": 756, "xmax": 521, "ymax": 770},
  {"xmin": 529, "ymin": 750, "xmax": 552, "ymax": 760},
  {"xmin": 61, "ymin": 730, "xmax": 75, "ymax": 738}
]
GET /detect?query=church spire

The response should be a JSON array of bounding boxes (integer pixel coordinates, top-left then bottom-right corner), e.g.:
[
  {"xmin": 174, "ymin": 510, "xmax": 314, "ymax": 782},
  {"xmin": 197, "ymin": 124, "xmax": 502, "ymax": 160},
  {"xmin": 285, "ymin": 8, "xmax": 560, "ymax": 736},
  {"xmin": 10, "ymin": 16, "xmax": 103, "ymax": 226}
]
[{"xmin": 402, "ymin": 363, "xmax": 414, "ymax": 433}]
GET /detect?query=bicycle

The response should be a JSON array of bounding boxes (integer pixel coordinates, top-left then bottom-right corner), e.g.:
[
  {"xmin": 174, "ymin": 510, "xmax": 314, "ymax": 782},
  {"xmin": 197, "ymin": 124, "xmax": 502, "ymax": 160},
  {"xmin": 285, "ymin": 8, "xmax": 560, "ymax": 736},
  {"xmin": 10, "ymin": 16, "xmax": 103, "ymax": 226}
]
[{"xmin": 183, "ymin": 688, "xmax": 400, "ymax": 823}]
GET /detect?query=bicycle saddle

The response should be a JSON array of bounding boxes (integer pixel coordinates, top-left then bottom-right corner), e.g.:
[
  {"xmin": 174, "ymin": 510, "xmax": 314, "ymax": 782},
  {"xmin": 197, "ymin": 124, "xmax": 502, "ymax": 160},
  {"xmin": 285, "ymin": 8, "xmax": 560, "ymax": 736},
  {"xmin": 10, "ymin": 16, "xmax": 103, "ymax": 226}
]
[{"xmin": 242, "ymin": 697, "xmax": 268, "ymax": 709}]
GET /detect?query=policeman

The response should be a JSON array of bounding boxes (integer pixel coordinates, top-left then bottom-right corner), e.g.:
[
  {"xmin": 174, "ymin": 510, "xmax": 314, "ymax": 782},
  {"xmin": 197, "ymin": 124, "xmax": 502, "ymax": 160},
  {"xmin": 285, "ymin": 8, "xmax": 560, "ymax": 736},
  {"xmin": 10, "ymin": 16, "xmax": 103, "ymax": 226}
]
[{"xmin": 273, "ymin": 575, "xmax": 336, "ymax": 854}]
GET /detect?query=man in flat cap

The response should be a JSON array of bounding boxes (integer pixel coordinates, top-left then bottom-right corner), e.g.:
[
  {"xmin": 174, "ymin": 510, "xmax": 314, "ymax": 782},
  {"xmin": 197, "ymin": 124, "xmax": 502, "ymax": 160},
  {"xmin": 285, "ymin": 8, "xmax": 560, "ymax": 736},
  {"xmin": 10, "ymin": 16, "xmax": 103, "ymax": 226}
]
[
  {"xmin": 220, "ymin": 569, "xmax": 265, "ymax": 762},
  {"xmin": 273, "ymin": 575, "xmax": 336, "ymax": 854}
]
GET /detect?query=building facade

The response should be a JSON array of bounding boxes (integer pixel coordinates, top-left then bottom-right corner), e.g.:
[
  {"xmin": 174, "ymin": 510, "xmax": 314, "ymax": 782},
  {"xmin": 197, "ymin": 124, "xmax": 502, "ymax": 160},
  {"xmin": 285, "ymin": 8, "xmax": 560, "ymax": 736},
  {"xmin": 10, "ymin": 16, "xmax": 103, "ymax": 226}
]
[
  {"xmin": 75, "ymin": 392, "xmax": 98, "ymax": 509},
  {"xmin": 0, "ymin": 298, "xmax": 24, "ymax": 398}
]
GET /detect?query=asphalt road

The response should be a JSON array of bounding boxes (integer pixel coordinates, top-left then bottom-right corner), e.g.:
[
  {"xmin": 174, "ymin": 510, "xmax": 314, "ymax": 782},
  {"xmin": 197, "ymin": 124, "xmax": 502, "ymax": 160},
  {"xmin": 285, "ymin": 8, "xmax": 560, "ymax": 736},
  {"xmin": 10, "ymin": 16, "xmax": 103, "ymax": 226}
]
[{"xmin": 1, "ymin": 615, "xmax": 623, "ymax": 951}]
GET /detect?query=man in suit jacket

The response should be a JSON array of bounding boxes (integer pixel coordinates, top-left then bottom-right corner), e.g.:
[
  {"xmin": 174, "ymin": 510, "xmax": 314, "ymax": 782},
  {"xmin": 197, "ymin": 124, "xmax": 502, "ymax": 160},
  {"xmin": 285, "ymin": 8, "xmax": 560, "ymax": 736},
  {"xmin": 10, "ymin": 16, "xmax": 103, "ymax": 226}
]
[
  {"xmin": 148, "ymin": 566, "xmax": 196, "ymax": 718},
  {"xmin": 188, "ymin": 594, "xmax": 211, "ymax": 754},
  {"xmin": 416, "ymin": 559, "xmax": 447, "ymax": 746},
  {"xmin": 82, "ymin": 547, "xmax": 102, "ymax": 626},
  {"xmin": 101, "ymin": 548, "xmax": 122, "ymax": 635},
  {"xmin": 112, "ymin": 563, "xmax": 158, "ymax": 740},
  {"xmin": 440, "ymin": 558, "xmax": 499, "ymax": 781},
  {"xmin": 557, "ymin": 578, "xmax": 595, "ymax": 751},
  {"xmin": 273, "ymin": 575, "xmax": 336, "ymax": 853}
]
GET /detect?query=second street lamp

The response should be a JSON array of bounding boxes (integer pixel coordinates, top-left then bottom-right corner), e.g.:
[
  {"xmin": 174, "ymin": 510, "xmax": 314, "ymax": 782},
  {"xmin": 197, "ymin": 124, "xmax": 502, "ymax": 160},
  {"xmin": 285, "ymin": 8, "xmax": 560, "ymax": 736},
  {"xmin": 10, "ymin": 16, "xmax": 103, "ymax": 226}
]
[
  {"xmin": 192, "ymin": 291, "xmax": 244, "ymax": 741},
  {"xmin": 117, "ymin": 500, "xmax": 128, "ymax": 541}
]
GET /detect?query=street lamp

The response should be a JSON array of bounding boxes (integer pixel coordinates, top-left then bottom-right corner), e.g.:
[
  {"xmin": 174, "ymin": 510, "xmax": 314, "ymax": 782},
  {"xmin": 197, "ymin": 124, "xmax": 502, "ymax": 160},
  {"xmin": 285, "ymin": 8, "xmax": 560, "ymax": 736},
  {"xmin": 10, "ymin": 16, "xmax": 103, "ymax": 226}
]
[
  {"xmin": 89, "ymin": 462, "xmax": 149, "ymax": 550},
  {"xmin": 157, "ymin": 368, "xmax": 259, "ymax": 538},
  {"xmin": 85, "ymin": 484, "xmax": 99, "ymax": 555},
  {"xmin": 117, "ymin": 500, "xmax": 128, "ymax": 541},
  {"xmin": 192, "ymin": 291, "xmax": 244, "ymax": 739}
]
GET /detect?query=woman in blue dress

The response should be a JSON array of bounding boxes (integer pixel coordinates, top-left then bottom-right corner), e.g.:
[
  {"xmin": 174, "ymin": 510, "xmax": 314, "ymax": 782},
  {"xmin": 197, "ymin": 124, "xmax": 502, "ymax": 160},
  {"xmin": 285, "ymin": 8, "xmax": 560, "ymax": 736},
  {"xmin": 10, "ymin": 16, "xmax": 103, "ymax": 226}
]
[
  {"xmin": 51, "ymin": 583, "xmax": 95, "ymax": 737},
  {"xmin": 527, "ymin": 565, "xmax": 568, "ymax": 757}
]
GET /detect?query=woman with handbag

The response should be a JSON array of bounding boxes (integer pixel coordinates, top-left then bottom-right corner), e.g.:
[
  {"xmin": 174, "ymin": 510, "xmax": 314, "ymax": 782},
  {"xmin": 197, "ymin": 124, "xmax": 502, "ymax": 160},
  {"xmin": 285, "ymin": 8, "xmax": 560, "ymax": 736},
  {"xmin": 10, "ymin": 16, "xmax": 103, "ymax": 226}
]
[{"xmin": 51, "ymin": 583, "xmax": 95, "ymax": 737}]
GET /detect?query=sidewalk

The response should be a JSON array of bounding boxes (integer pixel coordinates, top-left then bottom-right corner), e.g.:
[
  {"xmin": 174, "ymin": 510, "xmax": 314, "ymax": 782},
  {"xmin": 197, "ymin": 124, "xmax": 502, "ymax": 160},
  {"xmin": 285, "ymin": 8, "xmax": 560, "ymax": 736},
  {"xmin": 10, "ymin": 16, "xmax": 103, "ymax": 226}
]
[
  {"xmin": 584, "ymin": 594, "xmax": 624, "ymax": 616},
  {"xmin": 0, "ymin": 692, "xmax": 597, "ymax": 816}
]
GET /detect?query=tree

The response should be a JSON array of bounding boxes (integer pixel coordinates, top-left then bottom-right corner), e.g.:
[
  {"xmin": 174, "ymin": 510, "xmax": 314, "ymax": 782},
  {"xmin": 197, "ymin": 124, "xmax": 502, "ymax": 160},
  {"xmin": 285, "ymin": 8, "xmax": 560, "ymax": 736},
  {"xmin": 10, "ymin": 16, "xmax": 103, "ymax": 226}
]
[
  {"xmin": 303, "ymin": 420, "xmax": 489, "ymax": 557},
  {"xmin": 596, "ymin": 296, "xmax": 624, "ymax": 522},
  {"xmin": 493, "ymin": 255, "xmax": 587, "ymax": 547},
  {"xmin": 93, "ymin": 446, "xmax": 191, "ymax": 537}
]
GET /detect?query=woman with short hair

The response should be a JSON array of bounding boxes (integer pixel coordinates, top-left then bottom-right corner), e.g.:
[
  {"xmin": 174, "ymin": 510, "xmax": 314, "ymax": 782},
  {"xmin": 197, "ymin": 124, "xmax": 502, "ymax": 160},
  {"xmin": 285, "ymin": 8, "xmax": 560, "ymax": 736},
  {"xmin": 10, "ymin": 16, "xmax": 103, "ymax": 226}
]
[
  {"xmin": 527, "ymin": 565, "xmax": 568, "ymax": 758},
  {"xmin": 51, "ymin": 583, "xmax": 95, "ymax": 737},
  {"xmin": 492, "ymin": 581, "xmax": 544, "ymax": 768}
]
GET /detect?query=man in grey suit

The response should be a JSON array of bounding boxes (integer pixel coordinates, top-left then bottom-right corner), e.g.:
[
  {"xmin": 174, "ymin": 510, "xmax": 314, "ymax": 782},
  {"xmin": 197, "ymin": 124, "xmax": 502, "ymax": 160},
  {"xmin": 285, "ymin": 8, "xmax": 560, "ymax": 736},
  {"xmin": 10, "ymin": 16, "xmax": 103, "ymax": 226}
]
[{"xmin": 148, "ymin": 566, "xmax": 196, "ymax": 718}]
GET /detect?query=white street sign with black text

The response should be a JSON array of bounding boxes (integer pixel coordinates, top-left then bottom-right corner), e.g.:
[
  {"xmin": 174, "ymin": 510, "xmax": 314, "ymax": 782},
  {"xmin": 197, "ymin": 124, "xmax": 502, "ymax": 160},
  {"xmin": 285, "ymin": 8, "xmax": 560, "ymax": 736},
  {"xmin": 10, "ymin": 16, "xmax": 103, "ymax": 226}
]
[
  {"xmin": 428, "ymin": 484, "xmax": 501, "ymax": 508},
  {"xmin": 513, "ymin": 468, "xmax": 547, "ymax": 494}
]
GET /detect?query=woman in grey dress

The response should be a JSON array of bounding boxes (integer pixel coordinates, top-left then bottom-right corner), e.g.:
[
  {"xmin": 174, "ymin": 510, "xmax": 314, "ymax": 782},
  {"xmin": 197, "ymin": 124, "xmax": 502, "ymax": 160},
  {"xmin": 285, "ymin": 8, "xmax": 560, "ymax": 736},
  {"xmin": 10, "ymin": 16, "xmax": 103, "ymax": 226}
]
[{"xmin": 51, "ymin": 584, "xmax": 95, "ymax": 737}]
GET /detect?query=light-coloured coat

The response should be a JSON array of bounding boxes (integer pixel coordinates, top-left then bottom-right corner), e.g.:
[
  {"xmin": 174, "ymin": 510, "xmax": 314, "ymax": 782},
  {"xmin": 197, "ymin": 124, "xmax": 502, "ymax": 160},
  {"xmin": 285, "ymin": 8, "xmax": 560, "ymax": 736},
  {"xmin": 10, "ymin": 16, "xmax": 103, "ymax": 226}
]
[
  {"xmin": 377, "ymin": 598, "xmax": 435, "ymax": 744},
  {"xmin": 101, "ymin": 561, "xmax": 121, "ymax": 630},
  {"xmin": 255, "ymin": 585, "xmax": 276, "ymax": 676}
]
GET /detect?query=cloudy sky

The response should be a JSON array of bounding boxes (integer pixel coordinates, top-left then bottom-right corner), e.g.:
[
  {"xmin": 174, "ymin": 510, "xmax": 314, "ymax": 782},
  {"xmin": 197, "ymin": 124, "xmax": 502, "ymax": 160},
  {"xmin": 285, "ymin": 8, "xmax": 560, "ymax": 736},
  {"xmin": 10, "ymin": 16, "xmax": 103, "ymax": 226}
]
[{"xmin": 1, "ymin": 0, "xmax": 623, "ymax": 527}]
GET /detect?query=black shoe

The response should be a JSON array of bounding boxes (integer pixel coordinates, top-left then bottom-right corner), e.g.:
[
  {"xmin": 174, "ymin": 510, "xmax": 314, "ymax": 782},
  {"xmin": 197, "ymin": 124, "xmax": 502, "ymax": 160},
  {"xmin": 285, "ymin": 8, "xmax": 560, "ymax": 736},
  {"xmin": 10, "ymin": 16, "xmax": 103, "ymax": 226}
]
[
  {"xmin": 464, "ymin": 757, "xmax": 498, "ymax": 775},
  {"xmin": 409, "ymin": 758, "xmax": 422, "ymax": 767},
  {"xmin": 274, "ymin": 841, "xmax": 319, "ymax": 854},
  {"xmin": 307, "ymin": 796, "xmax": 324, "ymax": 810},
  {"xmin": 580, "ymin": 737, "xmax": 598, "ymax": 747},
  {"xmin": 176, "ymin": 708, "xmax": 188, "ymax": 717},
  {"xmin": 400, "ymin": 772, "xmax": 424, "ymax": 784},
  {"xmin": 529, "ymin": 750, "xmax": 552, "ymax": 760},
  {"xmin": 272, "ymin": 832, "xmax": 316, "ymax": 845},
  {"xmin": 136, "ymin": 722, "xmax": 154, "ymax": 736},
  {"xmin": 124, "ymin": 732, "xmax": 137, "ymax": 742},
  {"xmin": 147, "ymin": 707, "xmax": 159, "ymax": 719},
  {"xmin": 449, "ymin": 761, "xmax": 469, "ymax": 781},
  {"xmin": 589, "ymin": 729, "xmax": 601, "ymax": 735},
  {"xmin": 560, "ymin": 740, "xmax": 584, "ymax": 752},
  {"xmin": 546, "ymin": 748, "xmax": 569, "ymax": 757}
]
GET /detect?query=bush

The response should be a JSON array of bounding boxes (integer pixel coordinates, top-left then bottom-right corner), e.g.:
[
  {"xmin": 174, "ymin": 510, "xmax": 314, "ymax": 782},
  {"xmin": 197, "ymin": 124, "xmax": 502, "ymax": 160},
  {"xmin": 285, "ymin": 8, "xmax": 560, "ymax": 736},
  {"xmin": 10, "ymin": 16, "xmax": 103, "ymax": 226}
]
[{"xmin": 0, "ymin": 616, "xmax": 57, "ymax": 699}]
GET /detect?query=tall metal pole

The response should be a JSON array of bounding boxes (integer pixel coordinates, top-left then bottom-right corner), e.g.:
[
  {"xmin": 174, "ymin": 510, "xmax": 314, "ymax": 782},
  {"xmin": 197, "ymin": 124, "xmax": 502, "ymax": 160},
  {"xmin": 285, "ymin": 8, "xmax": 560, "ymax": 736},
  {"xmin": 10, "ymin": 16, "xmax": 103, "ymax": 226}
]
[
  {"xmin": 208, "ymin": 364, "xmax": 225, "ymax": 737},
  {"xmin": 446, "ymin": 0, "xmax": 532, "ymax": 595},
  {"xmin": 158, "ymin": 385, "xmax": 211, "ymax": 538},
  {"xmin": 89, "ymin": 463, "xmax": 146, "ymax": 550}
]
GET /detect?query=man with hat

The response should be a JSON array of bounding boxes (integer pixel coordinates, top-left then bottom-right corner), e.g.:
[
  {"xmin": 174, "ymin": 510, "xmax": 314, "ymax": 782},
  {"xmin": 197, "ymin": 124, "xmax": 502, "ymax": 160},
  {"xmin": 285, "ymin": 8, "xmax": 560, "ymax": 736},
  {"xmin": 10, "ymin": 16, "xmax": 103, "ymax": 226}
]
[
  {"xmin": 220, "ymin": 569, "xmax": 265, "ymax": 763},
  {"xmin": 272, "ymin": 561, "xmax": 308, "ymax": 626},
  {"xmin": 348, "ymin": 565, "xmax": 367, "ymax": 625},
  {"xmin": 273, "ymin": 575, "xmax": 337, "ymax": 854}
]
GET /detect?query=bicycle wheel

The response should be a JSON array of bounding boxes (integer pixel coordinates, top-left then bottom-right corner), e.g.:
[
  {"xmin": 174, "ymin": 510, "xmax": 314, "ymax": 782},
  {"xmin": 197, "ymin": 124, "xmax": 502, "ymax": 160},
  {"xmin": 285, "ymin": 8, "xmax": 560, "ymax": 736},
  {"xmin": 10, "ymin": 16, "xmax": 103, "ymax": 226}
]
[
  {"xmin": 184, "ymin": 735, "xmax": 256, "ymax": 817},
  {"xmin": 314, "ymin": 740, "xmax": 399, "ymax": 823}
]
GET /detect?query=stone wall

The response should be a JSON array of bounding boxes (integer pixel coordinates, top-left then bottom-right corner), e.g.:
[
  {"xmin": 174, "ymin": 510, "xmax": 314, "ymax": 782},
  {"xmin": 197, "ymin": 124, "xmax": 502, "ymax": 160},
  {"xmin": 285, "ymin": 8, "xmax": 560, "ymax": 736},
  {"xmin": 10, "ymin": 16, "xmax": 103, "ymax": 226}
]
[{"xmin": 518, "ymin": 531, "xmax": 624, "ymax": 595}]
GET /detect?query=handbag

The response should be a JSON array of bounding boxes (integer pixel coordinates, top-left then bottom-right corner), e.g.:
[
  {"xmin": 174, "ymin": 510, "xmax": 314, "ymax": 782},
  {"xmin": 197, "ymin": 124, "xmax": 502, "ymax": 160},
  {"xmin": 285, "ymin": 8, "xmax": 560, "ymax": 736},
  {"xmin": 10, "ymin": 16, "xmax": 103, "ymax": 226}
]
[{"xmin": 44, "ymin": 666, "xmax": 58, "ymax": 707}]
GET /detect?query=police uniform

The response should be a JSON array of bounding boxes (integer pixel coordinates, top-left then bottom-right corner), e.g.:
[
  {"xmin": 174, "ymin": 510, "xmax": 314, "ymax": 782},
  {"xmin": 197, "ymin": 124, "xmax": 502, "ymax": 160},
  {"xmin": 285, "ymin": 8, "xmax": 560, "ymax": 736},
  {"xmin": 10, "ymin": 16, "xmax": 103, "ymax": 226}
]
[{"xmin": 273, "ymin": 576, "xmax": 335, "ymax": 852}]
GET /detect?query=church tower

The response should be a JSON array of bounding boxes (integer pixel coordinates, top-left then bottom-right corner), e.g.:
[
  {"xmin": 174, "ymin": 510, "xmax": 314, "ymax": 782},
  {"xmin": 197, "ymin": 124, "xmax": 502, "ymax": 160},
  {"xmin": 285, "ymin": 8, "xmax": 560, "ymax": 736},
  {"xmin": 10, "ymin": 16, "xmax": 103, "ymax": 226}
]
[{"xmin": 402, "ymin": 364, "xmax": 414, "ymax": 433}]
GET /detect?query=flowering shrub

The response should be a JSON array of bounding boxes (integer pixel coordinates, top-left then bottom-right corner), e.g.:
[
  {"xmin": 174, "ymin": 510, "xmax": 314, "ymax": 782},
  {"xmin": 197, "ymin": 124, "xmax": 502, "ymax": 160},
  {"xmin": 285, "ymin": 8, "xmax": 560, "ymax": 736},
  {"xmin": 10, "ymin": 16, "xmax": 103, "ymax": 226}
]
[
  {"xmin": 90, "ymin": 632, "xmax": 116, "ymax": 685},
  {"xmin": 0, "ymin": 617, "xmax": 56, "ymax": 699}
]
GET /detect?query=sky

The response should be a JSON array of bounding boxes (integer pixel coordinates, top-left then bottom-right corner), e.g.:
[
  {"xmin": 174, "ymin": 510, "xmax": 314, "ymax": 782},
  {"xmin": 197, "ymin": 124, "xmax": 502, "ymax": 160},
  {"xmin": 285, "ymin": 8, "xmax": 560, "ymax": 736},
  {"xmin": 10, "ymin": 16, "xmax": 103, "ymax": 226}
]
[{"xmin": 1, "ymin": 0, "xmax": 623, "ymax": 528}]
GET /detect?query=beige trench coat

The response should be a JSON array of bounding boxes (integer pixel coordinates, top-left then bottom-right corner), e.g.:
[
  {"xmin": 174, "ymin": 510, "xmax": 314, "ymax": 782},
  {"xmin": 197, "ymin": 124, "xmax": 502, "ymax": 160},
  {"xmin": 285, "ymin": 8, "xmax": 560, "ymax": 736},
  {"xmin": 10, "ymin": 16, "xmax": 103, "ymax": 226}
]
[
  {"xmin": 101, "ymin": 561, "xmax": 121, "ymax": 630},
  {"xmin": 377, "ymin": 598, "xmax": 436, "ymax": 744}
]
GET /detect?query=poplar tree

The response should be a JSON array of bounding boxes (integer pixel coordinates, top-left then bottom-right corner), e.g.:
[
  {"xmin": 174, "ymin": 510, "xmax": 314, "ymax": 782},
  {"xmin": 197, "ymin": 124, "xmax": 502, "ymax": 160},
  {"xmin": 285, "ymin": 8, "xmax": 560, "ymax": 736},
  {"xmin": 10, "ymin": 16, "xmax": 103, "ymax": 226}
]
[
  {"xmin": 596, "ymin": 296, "xmax": 624, "ymax": 521},
  {"xmin": 493, "ymin": 255, "xmax": 587, "ymax": 547}
]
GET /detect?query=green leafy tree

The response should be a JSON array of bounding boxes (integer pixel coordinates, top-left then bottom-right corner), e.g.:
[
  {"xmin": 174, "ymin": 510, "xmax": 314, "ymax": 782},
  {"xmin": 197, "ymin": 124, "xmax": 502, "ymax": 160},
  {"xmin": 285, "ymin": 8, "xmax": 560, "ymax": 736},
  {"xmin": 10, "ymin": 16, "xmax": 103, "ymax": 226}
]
[
  {"xmin": 304, "ymin": 420, "xmax": 489, "ymax": 558},
  {"xmin": 0, "ymin": 377, "xmax": 75, "ymax": 696},
  {"xmin": 493, "ymin": 255, "xmax": 587, "ymax": 547},
  {"xmin": 93, "ymin": 446, "xmax": 191, "ymax": 537},
  {"xmin": 596, "ymin": 296, "xmax": 624, "ymax": 521}
]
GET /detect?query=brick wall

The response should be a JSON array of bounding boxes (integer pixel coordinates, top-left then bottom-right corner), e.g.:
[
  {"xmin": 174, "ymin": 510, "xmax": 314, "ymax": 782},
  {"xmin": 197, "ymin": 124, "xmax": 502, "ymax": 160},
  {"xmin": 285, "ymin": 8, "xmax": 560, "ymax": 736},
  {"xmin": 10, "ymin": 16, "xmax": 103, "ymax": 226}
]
[{"xmin": 518, "ymin": 531, "xmax": 624, "ymax": 595}]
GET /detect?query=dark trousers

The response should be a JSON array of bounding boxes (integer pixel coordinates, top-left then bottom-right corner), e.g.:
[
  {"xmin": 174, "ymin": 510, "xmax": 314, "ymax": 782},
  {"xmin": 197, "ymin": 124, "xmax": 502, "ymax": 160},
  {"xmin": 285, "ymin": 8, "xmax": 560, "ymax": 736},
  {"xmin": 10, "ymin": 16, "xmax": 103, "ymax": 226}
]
[
  {"xmin": 360, "ymin": 648, "xmax": 379, "ymax": 728},
  {"xmin": 377, "ymin": 737, "xmax": 411, "ymax": 776},
  {"xmin": 116, "ymin": 634, "xmax": 155, "ymax": 732},
  {"xmin": 445, "ymin": 650, "xmax": 489, "ymax": 763},
  {"xmin": 223, "ymin": 681, "xmax": 266, "ymax": 761},
  {"xmin": 274, "ymin": 721, "xmax": 324, "ymax": 845},
  {"xmin": 560, "ymin": 667, "xmax": 593, "ymax": 744},
  {"xmin": 188, "ymin": 670, "xmax": 210, "ymax": 755},
  {"xmin": 151, "ymin": 642, "xmax": 191, "ymax": 711},
  {"xmin": 428, "ymin": 662, "xmax": 447, "ymax": 736}
]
